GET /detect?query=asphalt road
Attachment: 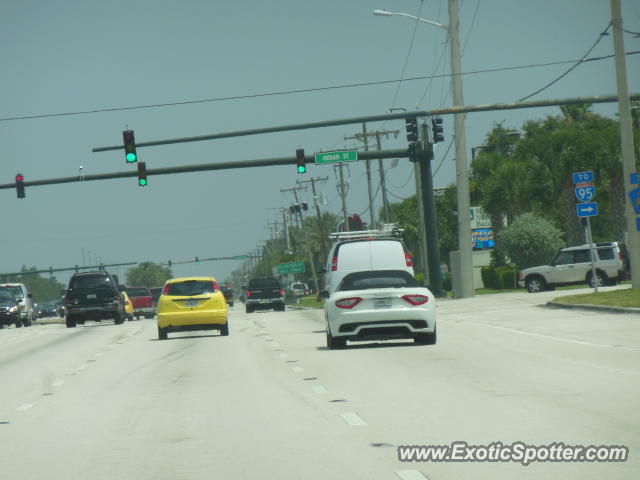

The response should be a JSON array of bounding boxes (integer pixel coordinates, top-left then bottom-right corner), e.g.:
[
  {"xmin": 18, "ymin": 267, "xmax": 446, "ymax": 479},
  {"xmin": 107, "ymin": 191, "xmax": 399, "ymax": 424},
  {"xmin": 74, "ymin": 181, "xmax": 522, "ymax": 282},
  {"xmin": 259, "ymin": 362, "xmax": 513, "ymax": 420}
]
[{"xmin": 1, "ymin": 288, "xmax": 638, "ymax": 480}]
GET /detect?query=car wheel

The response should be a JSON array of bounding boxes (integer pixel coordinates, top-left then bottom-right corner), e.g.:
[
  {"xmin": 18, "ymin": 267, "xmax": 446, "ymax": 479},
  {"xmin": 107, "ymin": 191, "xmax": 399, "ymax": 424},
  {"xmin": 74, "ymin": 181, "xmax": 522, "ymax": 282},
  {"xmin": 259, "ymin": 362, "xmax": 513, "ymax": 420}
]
[
  {"xmin": 229, "ymin": 302, "xmax": 234, "ymax": 307},
  {"xmin": 245, "ymin": 305, "xmax": 254, "ymax": 314},
  {"xmin": 414, "ymin": 327, "xmax": 437, "ymax": 345},
  {"xmin": 525, "ymin": 276, "xmax": 546, "ymax": 293},
  {"xmin": 588, "ymin": 271, "xmax": 606, "ymax": 288},
  {"xmin": 326, "ymin": 330, "xmax": 346, "ymax": 350},
  {"xmin": 77, "ymin": 319, "xmax": 85, "ymax": 325},
  {"xmin": 158, "ymin": 326, "xmax": 168, "ymax": 340},
  {"xmin": 65, "ymin": 315, "xmax": 77, "ymax": 328},
  {"xmin": 274, "ymin": 303, "xmax": 285, "ymax": 312},
  {"xmin": 220, "ymin": 323, "xmax": 229, "ymax": 336},
  {"xmin": 22, "ymin": 318, "xmax": 32, "ymax": 327},
  {"xmin": 15, "ymin": 320, "xmax": 23, "ymax": 328},
  {"xmin": 114, "ymin": 313, "xmax": 124, "ymax": 325}
]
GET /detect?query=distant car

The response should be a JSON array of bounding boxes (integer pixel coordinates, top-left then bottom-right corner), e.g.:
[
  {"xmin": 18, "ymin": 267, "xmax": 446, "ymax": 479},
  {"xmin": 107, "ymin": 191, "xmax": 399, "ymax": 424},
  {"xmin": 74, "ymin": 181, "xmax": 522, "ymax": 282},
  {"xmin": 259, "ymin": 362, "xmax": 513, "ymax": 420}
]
[
  {"xmin": 157, "ymin": 276, "xmax": 229, "ymax": 340},
  {"xmin": 321, "ymin": 270, "xmax": 437, "ymax": 349},
  {"xmin": 0, "ymin": 283, "xmax": 34, "ymax": 327},
  {"xmin": 0, "ymin": 289, "xmax": 22, "ymax": 328},
  {"xmin": 126, "ymin": 286, "xmax": 154, "ymax": 319},
  {"xmin": 220, "ymin": 286, "xmax": 234, "ymax": 307},
  {"xmin": 38, "ymin": 303, "xmax": 59, "ymax": 318},
  {"xmin": 64, "ymin": 271, "xmax": 126, "ymax": 328},
  {"xmin": 517, "ymin": 242, "xmax": 629, "ymax": 293},
  {"xmin": 291, "ymin": 282, "xmax": 308, "ymax": 297},
  {"xmin": 122, "ymin": 291, "xmax": 135, "ymax": 322}
]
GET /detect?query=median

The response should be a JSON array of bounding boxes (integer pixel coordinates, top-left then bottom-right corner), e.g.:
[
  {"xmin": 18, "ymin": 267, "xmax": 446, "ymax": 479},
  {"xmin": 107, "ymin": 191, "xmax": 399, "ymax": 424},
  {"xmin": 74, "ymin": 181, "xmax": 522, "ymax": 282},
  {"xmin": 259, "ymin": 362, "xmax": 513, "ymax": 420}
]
[{"xmin": 549, "ymin": 287, "xmax": 640, "ymax": 312}]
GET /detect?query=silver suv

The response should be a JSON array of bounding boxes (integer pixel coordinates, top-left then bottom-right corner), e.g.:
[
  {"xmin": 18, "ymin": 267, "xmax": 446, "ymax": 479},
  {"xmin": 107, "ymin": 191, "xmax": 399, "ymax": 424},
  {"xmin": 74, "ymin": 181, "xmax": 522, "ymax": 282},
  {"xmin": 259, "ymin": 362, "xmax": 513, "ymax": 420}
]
[
  {"xmin": 517, "ymin": 242, "xmax": 629, "ymax": 293},
  {"xmin": 0, "ymin": 283, "xmax": 34, "ymax": 327}
]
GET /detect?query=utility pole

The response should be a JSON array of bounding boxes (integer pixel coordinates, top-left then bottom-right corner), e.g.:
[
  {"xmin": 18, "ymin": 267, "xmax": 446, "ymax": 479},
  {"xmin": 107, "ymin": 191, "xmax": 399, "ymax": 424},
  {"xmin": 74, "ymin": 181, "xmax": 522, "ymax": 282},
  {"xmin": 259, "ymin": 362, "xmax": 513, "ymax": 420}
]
[
  {"xmin": 345, "ymin": 127, "xmax": 399, "ymax": 226},
  {"xmin": 611, "ymin": 0, "xmax": 640, "ymax": 288},
  {"xmin": 449, "ymin": 0, "xmax": 474, "ymax": 298},
  {"xmin": 281, "ymin": 185, "xmax": 320, "ymax": 293},
  {"xmin": 297, "ymin": 176, "xmax": 329, "ymax": 259}
]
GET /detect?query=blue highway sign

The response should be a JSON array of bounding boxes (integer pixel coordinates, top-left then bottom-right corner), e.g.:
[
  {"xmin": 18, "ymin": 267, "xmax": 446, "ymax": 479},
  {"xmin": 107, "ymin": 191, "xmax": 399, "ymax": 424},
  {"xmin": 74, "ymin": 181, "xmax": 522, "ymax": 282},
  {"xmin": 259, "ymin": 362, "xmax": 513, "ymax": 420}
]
[
  {"xmin": 631, "ymin": 172, "xmax": 640, "ymax": 185},
  {"xmin": 572, "ymin": 171, "xmax": 593, "ymax": 184},
  {"xmin": 576, "ymin": 202, "xmax": 598, "ymax": 218},
  {"xmin": 575, "ymin": 185, "xmax": 595, "ymax": 202},
  {"xmin": 630, "ymin": 187, "xmax": 640, "ymax": 215}
]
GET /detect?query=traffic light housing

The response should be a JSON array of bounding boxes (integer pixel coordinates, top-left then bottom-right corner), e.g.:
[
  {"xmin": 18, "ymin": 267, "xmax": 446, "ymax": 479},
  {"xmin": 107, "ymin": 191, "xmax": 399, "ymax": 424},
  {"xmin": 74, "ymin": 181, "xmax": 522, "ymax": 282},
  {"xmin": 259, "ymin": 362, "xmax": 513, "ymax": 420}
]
[
  {"xmin": 137, "ymin": 162, "xmax": 148, "ymax": 186},
  {"xmin": 431, "ymin": 117, "xmax": 444, "ymax": 143},
  {"xmin": 406, "ymin": 118, "xmax": 419, "ymax": 143},
  {"xmin": 195, "ymin": 256, "xmax": 199, "ymax": 264},
  {"xmin": 15, "ymin": 173, "xmax": 25, "ymax": 198},
  {"xmin": 123, "ymin": 130, "xmax": 138, "ymax": 163},
  {"xmin": 296, "ymin": 148, "xmax": 306, "ymax": 174}
]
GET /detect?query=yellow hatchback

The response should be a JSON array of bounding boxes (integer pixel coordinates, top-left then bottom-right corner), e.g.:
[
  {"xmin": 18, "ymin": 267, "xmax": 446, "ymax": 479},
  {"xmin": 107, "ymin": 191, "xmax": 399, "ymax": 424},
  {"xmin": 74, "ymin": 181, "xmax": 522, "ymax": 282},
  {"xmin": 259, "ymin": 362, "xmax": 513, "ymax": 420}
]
[
  {"xmin": 157, "ymin": 276, "xmax": 229, "ymax": 340},
  {"xmin": 122, "ymin": 291, "xmax": 135, "ymax": 322}
]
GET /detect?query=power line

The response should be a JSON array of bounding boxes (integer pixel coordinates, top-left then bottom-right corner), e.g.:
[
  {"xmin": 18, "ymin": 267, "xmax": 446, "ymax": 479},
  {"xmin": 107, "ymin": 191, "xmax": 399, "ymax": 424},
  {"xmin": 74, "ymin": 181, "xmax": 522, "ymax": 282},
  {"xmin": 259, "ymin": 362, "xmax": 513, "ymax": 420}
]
[
  {"xmin": 2, "ymin": 51, "xmax": 638, "ymax": 123},
  {"xmin": 518, "ymin": 23, "xmax": 612, "ymax": 102}
]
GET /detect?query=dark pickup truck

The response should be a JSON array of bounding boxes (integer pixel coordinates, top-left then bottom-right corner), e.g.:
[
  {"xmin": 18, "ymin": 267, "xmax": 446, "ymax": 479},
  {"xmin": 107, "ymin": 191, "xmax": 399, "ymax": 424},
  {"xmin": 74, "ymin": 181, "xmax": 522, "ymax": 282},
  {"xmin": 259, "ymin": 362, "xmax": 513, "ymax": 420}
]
[{"xmin": 244, "ymin": 277, "xmax": 285, "ymax": 313}]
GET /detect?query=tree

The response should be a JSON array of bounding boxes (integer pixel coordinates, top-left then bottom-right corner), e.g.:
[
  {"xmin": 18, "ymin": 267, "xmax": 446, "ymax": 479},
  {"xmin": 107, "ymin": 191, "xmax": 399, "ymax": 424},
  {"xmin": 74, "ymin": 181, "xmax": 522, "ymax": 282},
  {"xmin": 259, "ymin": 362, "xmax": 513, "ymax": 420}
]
[
  {"xmin": 125, "ymin": 262, "xmax": 172, "ymax": 287},
  {"xmin": 498, "ymin": 212, "xmax": 564, "ymax": 270}
]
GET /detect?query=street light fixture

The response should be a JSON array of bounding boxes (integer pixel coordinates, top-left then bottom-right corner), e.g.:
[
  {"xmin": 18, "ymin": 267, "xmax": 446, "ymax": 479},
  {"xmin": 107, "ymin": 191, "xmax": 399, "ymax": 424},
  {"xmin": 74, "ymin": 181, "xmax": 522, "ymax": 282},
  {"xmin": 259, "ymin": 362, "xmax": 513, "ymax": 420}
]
[{"xmin": 374, "ymin": 1, "xmax": 473, "ymax": 298}]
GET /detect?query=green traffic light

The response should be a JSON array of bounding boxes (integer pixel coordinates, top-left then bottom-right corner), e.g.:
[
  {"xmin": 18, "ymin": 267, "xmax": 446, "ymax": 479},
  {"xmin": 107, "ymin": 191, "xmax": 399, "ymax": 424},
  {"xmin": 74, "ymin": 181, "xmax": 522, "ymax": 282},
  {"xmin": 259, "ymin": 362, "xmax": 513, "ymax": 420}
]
[
  {"xmin": 139, "ymin": 178, "xmax": 147, "ymax": 186},
  {"xmin": 126, "ymin": 153, "xmax": 137, "ymax": 163},
  {"xmin": 297, "ymin": 165, "xmax": 306, "ymax": 174}
]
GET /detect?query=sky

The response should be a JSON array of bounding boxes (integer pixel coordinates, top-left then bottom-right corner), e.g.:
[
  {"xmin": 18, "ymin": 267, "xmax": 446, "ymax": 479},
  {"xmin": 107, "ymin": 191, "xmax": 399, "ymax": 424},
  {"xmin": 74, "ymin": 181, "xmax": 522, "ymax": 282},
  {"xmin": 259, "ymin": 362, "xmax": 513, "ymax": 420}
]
[{"xmin": 1, "ymin": 0, "xmax": 639, "ymax": 290}]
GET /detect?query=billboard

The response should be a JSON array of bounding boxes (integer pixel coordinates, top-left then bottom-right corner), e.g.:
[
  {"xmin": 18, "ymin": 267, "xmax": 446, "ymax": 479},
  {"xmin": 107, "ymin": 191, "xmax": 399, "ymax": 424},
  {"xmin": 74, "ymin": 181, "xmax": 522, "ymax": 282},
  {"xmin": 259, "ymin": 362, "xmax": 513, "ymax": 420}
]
[{"xmin": 472, "ymin": 228, "xmax": 495, "ymax": 250}]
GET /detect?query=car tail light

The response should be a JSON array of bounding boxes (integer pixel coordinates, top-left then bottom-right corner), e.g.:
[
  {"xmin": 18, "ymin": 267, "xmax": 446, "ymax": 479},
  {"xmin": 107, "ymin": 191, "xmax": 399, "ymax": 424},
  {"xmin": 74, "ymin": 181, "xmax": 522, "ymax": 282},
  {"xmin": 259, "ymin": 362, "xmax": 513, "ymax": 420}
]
[
  {"xmin": 280, "ymin": 289, "xmax": 284, "ymax": 296},
  {"xmin": 405, "ymin": 251, "xmax": 413, "ymax": 267},
  {"xmin": 335, "ymin": 297, "xmax": 362, "ymax": 309},
  {"xmin": 65, "ymin": 291, "xmax": 72, "ymax": 302},
  {"xmin": 619, "ymin": 251, "xmax": 626, "ymax": 261},
  {"xmin": 163, "ymin": 284, "xmax": 170, "ymax": 295},
  {"xmin": 246, "ymin": 290, "xmax": 251, "ymax": 298},
  {"xmin": 402, "ymin": 294, "xmax": 428, "ymax": 306},
  {"xmin": 331, "ymin": 254, "xmax": 338, "ymax": 271},
  {"xmin": 212, "ymin": 281, "xmax": 219, "ymax": 292}
]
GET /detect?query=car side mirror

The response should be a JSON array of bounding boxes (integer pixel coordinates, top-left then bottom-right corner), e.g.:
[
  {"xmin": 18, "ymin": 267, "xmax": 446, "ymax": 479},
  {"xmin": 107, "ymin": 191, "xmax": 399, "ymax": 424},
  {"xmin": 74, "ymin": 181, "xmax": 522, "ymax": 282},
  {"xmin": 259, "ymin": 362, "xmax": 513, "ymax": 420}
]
[
  {"xmin": 27, "ymin": 293, "xmax": 33, "ymax": 298},
  {"xmin": 318, "ymin": 290, "xmax": 330, "ymax": 299}
]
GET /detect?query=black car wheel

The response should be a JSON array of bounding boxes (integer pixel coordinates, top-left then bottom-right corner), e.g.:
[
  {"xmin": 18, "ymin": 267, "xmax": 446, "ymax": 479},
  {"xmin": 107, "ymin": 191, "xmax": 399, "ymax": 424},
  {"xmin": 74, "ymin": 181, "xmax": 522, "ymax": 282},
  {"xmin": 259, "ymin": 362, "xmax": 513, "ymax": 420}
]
[
  {"xmin": 114, "ymin": 313, "xmax": 124, "ymax": 325},
  {"xmin": 158, "ymin": 326, "xmax": 168, "ymax": 340},
  {"xmin": 525, "ymin": 276, "xmax": 546, "ymax": 293},
  {"xmin": 326, "ymin": 330, "xmax": 346, "ymax": 350},
  {"xmin": 245, "ymin": 305, "xmax": 254, "ymax": 314},
  {"xmin": 220, "ymin": 323, "xmax": 229, "ymax": 336},
  {"xmin": 414, "ymin": 327, "xmax": 437, "ymax": 345},
  {"xmin": 587, "ymin": 271, "xmax": 606, "ymax": 288},
  {"xmin": 65, "ymin": 315, "xmax": 77, "ymax": 328}
]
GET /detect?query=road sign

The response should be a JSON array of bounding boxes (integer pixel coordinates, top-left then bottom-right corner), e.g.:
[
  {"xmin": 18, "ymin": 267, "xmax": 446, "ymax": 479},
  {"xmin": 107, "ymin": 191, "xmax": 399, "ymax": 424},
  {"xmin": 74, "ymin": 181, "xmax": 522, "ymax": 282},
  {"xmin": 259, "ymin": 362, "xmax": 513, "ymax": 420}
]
[
  {"xmin": 574, "ymin": 184, "xmax": 596, "ymax": 202},
  {"xmin": 276, "ymin": 261, "xmax": 305, "ymax": 275},
  {"xmin": 572, "ymin": 171, "xmax": 593, "ymax": 184},
  {"xmin": 631, "ymin": 172, "xmax": 640, "ymax": 185},
  {"xmin": 630, "ymin": 187, "xmax": 640, "ymax": 215},
  {"xmin": 576, "ymin": 202, "xmax": 598, "ymax": 218},
  {"xmin": 637, "ymin": 217, "xmax": 640, "ymax": 232},
  {"xmin": 314, "ymin": 150, "xmax": 358, "ymax": 165}
]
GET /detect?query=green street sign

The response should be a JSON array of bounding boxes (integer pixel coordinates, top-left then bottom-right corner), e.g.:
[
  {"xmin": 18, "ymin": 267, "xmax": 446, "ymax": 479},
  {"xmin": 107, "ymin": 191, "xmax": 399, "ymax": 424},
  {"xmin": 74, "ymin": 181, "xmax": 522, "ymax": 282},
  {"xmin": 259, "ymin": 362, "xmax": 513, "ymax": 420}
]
[
  {"xmin": 314, "ymin": 150, "xmax": 358, "ymax": 165},
  {"xmin": 276, "ymin": 261, "xmax": 306, "ymax": 274}
]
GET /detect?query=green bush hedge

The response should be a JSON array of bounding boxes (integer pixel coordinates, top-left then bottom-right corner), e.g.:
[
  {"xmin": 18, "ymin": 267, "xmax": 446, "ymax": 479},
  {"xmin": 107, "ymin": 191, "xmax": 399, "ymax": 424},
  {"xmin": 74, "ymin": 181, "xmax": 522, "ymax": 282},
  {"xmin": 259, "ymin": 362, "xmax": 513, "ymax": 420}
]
[{"xmin": 481, "ymin": 265, "xmax": 516, "ymax": 290}]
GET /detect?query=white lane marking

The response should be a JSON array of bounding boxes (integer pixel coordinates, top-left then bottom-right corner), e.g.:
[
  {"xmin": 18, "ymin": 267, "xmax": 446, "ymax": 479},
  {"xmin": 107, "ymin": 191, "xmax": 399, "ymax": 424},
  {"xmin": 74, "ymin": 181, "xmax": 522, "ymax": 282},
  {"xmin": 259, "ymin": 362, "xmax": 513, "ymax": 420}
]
[
  {"xmin": 311, "ymin": 385, "xmax": 328, "ymax": 394},
  {"xmin": 16, "ymin": 403, "xmax": 34, "ymax": 412},
  {"xmin": 77, "ymin": 365, "xmax": 88, "ymax": 371},
  {"xmin": 540, "ymin": 353, "xmax": 640, "ymax": 377},
  {"xmin": 51, "ymin": 380, "xmax": 65, "ymax": 387},
  {"xmin": 340, "ymin": 412, "xmax": 367, "ymax": 426},
  {"xmin": 271, "ymin": 342, "xmax": 281, "ymax": 348},
  {"xmin": 291, "ymin": 366, "xmax": 304, "ymax": 373},
  {"xmin": 460, "ymin": 321, "xmax": 640, "ymax": 352},
  {"xmin": 396, "ymin": 470, "xmax": 429, "ymax": 480},
  {"xmin": 279, "ymin": 353, "xmax": 289, "ymax": 358}
]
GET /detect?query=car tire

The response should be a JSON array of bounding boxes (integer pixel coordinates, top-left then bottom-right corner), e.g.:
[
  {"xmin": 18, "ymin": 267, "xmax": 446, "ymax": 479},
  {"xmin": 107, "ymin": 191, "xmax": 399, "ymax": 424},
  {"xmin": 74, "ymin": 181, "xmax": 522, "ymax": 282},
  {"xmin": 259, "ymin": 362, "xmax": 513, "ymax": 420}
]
[
  {"xmin": 587, "ymin": 271, "xmax": 606, "ymax": 288},
  {"xmin": 414, "ymin": 328, "xmax": 437, "ymax": 345},
  {"xmin": 127, "ymin": 315, "xmax": 134, "ymax": 321},
  {"xmin": 274, "ymin": 303, "xmax": 285, "ymax": 312},
  {"xmin": 245, "ymin": 305, "xmax": 254, "ymax": 314},
  {"xmin": 114, "ymin": 313, "xmax": 124, "ymax": 325},
  {"xmin": 220, "ymin": 323, "xmax": 229, "ymax": 336},
  {"xmin": 77, "ymin": 319, "xmax": 85, "ymax": 325},
  {"xmin": 65, "ymin": 315, "xmax": 77, "ymax": 328},
  {"xmin": 15, "ymin": 320, "xmax": 23, "ymax": 328},
  {"xmin": 22, "ymin": 318, "xmax": 31, "ymax": 327},
  {"xmin": 229, "ymin": 302, "xmax": 234, "ymax": 307},
  {"xmin": 525, "ymin": 276, "xmax": 546, "ymax": 293},
  {"xmin": 326, "ymin": 330, "xmax": 346, "ymax": 350},
  {"xmin": 158, "ymin": 326, "xmax": 167, "ymax": 340}
]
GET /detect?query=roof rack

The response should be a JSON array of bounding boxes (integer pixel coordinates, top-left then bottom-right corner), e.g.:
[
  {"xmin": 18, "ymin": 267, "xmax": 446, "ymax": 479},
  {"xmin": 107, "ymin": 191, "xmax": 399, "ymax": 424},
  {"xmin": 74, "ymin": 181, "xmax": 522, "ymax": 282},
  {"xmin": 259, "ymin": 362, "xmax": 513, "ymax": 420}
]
[{"xmin": 328, "ymin": 223, "xmax": 404, "ymax": 241}]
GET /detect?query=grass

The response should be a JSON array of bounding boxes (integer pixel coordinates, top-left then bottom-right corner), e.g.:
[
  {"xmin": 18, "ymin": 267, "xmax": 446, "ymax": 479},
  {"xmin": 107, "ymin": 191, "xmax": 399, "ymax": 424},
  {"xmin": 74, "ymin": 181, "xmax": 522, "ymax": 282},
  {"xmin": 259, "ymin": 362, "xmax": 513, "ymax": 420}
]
[
  {"xmin": 297, "ymin": 295, "xmax": 325, "ymax": 309},
  {"xmin": 553, "ymin": 288, "xmax": 640, "ymax": 308}
]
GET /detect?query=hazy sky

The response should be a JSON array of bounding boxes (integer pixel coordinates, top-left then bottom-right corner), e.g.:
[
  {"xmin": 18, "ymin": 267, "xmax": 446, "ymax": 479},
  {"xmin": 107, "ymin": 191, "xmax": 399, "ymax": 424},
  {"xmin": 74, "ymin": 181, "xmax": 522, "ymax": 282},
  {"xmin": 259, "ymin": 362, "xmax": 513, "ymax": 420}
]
[{"xmin": 2, "ymin": 0, "xmax": 639, "ymax": 288}]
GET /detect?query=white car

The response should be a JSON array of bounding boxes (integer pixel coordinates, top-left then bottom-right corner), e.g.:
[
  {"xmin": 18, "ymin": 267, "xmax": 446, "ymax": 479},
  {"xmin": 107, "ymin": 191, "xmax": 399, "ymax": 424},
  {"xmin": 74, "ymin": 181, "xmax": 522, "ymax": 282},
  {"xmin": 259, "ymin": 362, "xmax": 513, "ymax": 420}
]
[{"xmin": 321, "ymin": 270, "xmax": 436, "ymax": 349}]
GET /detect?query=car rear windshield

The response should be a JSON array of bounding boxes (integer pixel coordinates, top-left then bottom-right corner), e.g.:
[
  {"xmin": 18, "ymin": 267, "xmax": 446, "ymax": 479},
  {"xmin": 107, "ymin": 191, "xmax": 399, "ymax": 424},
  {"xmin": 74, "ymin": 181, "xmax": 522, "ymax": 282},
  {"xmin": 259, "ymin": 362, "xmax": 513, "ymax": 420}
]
[
  {"xmin": 127, "ymin": 287, "xmax": 150, "ymax": 297},
  {"xmin": 249, "ymin": 278, "xmax": 281, "ymax": 289},
  {"xmin": 0, "ymin": 286, "xmax": 23, "ymax": 298},
  {"xmin": 338, "ymin": 270, "xmax": 418, "ymax": 291},
  {"xmin": 70, "ymin": 275, "xmax": 113, "ymax": 289},
  {"xmin": 167, "ymin": 280, "xmax": 216, "ymax": 296}
]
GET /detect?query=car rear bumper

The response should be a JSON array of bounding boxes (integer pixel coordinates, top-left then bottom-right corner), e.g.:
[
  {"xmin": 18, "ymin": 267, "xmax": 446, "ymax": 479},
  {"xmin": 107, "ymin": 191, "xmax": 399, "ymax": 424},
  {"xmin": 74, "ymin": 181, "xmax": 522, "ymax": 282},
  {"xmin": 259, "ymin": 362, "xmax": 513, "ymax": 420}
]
[
  {"xmin": 157, "ymin": 310, "xmax": 227, "ymax": 328},
  {"xmin": 328, "ymin": 309, "xmax": 435, "ymax": 340},
  {"xmin": 133, "ymin": 307, "xmax": 154, "ymax": 315},
  {"xmin": 66, "ymin": 304, "xmax": 121, "ymax": 319}
]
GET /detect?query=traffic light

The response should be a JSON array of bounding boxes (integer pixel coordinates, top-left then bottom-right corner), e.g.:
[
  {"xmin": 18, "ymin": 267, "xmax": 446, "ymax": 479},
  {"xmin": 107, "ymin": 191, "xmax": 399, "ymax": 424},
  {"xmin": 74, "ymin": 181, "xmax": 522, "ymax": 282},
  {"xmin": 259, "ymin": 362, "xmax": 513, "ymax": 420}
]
[
  {"xmin": 123, "ymin": 130, "xmax": 137, "ymax": 163},
  {"xmin": 168, "ymin": 260, "xmax": 172, "ymax": 267},
  {"xmin": 15, "ymin": 173, "xmax": 25, "ymax": 198},
  {"xmin": 431, "ymin": 117, "xmax": 444, "ymax": 143},
  {"xmin": 137, "ymin": 162, "xmax": 148, "ymax": 186},
  {"xmin": 195, "ymin": 257, "xmax": 199, "ymax": 264},
  {"xmin": 405, "ymin": 118, "xmax": 419, "ymax": 143},
  {"xmin": 296, "ymin": 148, "xmax": 306, "ymax": 174}
]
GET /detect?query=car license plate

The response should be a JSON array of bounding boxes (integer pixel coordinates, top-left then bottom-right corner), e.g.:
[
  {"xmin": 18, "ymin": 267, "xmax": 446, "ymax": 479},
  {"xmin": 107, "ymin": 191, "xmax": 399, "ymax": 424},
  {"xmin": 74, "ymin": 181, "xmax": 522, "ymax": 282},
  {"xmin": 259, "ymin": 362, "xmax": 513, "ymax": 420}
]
[
  {"xmin": 185, "ymin": 300, "xmax": 198, "ymax": 307},
  {"xmin": 86, "ymin": 294, "xmax": 97, "ymax": 299},
  {"xmin": 259, "ymin": 299, "xmax": 270, "ymax": 304},
  {"xmin": 373, "ymin": 297, "xmax": 392, "ymax": 308}
]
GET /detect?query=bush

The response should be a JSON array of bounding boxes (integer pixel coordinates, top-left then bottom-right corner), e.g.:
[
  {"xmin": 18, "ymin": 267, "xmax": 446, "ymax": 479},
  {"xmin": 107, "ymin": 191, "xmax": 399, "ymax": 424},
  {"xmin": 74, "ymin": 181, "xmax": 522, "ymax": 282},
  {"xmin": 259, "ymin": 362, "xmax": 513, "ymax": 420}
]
[
  {"xmin": 498, "ymin": 212, "xmax": 564, "ymax": 270},
  {"xmin": 481, "ymin": 266, "xmax": 503, "ymax": 289},
  {"xmin": 497, "ymin": 265, "xmax": 517, "ymax": 289},
  {"xmin": 415, "ymin": 272, "xmax": 425, "ymax": 286}
]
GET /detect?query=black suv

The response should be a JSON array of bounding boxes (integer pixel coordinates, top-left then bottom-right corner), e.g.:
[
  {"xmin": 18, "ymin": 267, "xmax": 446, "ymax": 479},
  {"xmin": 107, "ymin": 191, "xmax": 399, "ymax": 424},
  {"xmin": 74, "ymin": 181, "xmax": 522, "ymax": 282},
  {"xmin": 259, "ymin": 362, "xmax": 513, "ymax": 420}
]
[
  {"xmin": 244, "ymin": 277, "xmax": 285, "ymax": 313},
  {"xmin": 64, "ymin": 271, "xmax": 126, "ymax": 328}
]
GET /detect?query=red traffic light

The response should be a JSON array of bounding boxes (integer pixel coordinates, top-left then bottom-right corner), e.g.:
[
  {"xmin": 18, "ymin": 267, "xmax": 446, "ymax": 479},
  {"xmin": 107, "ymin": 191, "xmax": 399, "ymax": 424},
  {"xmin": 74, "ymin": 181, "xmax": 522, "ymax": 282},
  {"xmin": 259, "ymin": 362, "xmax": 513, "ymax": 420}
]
[
  {"xmin": 15, "ymin": 173, "xmax": 25, "ymax": 198},
  {"xmin": 15, "ymin": 174, "xmax": 24, "ymax": 182}
]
